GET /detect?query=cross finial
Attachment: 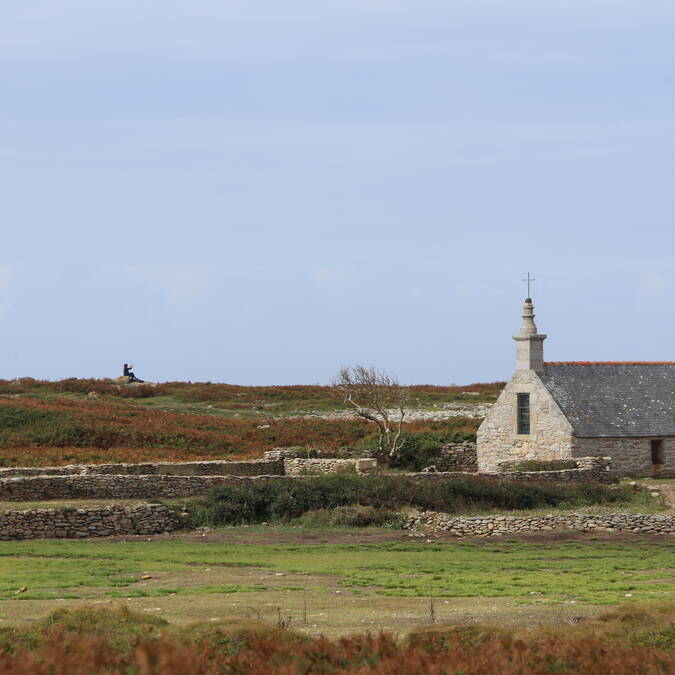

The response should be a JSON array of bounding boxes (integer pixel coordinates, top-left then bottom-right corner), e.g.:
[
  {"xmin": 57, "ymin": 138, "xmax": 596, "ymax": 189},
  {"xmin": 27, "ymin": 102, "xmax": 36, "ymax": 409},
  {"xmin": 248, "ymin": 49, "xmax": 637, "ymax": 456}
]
[{"xmin": 522, "ymin": 272, "xmax": 536, "ymax": 299}]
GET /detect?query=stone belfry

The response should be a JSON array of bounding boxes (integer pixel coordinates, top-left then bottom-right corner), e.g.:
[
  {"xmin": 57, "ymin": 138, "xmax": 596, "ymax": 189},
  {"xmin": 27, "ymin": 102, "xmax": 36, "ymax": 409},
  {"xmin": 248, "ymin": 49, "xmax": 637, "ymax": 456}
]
[{"xmin": 512, "ymin": 297, "xmax": 547, "ymax": 372}]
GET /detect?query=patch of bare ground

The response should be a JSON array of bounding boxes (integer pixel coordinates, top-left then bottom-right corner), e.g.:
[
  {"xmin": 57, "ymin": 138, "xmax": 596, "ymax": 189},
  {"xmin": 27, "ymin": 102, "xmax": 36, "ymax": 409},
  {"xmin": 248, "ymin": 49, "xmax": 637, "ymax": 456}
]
[
  {"xmin": 102, "ymin": 527, "xmax": 672, "ymax": 547},
  {"xmin": 0, "ymin": 590, "xmax": 603, "ymax": 639}
]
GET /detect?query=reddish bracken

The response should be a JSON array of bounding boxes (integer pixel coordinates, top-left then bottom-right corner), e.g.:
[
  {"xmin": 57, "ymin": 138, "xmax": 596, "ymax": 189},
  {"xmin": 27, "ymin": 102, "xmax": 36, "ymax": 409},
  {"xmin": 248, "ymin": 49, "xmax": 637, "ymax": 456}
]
[
  {"xmin": 0, "ymin": 396, "xmax": 479, "ymax": 467},
  {"xmin": 0, "ymin": 629, "xmax": 671, "ymax": 675}
]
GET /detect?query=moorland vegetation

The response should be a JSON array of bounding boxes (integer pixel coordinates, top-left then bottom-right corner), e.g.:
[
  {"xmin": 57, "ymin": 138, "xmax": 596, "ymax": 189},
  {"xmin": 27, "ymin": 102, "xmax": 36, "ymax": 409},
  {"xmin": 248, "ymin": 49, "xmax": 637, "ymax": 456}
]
[
  {"xmin": 0, "ymin": 602, "xmax": 671, "ymax": 674},
  {"xmin": 0, "ymin": 379, "xmax": 498, "ymax": 467}
]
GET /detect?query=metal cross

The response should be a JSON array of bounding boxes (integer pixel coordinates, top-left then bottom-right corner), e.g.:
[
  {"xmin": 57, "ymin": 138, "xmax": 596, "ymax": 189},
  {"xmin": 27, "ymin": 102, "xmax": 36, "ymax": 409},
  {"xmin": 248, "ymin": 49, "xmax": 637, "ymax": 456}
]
[{"xmin": 522, "ymin": 272, "xmax": 536, "ymax": 298}]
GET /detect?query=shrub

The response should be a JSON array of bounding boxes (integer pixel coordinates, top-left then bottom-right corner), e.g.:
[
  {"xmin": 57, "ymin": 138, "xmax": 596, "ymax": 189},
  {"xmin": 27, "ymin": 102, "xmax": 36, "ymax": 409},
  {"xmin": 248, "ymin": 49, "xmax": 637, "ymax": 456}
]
[
  {"xmin": 190, "ymin": 475, "xmax": 637, "ymax": 526},
  {"xmin": 298, "ymin": 505, "xmax": 402, "ymax": 528},
  {"xmin": 359, "ymin": 429, "xmax": 477, "ymax": 471}
]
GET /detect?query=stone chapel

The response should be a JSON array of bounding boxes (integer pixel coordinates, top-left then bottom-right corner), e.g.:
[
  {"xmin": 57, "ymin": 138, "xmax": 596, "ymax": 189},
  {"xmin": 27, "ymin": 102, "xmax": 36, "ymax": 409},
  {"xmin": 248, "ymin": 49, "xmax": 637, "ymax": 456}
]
[{"xmin": 476, "ymin": 297, "xmax": 674, "ymax": 476}]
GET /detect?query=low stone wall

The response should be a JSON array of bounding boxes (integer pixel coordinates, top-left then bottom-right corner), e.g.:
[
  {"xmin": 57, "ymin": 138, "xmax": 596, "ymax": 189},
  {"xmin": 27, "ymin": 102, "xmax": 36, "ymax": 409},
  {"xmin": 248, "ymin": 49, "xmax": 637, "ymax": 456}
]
[
  {"xmin": 405, "ymin": 510, "xmax": 675, "ymax": 537},
  {"xmin": 0, "ymin": 466, "xmax": 82, "ymax": 477},
  {"xmin": 263, "ymin": 448, "xmax": 309, "ymax": 461},
  {"xmin": 431, "ymin": 443, "xmax": 478, "ymax": 472},
  {"xmin": 283, "ymin": 458, "xmax": 377, "ymax": 475},
  {"xmin": 0, "ymin": 475, "xmax": 246, "ymax": 501},
  {"xmin": 491, "ymin": 457, "xmax": 613, "ymax": 483},
  {"xmin": 410, "ymin": 467, "xmax": 617, "ymax": 484},
  {"xmin": 0, "ymin": 465, "xmax": 618, "ymax": 502},
  {"xmin": 0, "ymin": 459, "xmax": 283, "ymax": 479},
  {"xmin": 0, "ymin": 504, "xmax": 183, "ymax": 540}
]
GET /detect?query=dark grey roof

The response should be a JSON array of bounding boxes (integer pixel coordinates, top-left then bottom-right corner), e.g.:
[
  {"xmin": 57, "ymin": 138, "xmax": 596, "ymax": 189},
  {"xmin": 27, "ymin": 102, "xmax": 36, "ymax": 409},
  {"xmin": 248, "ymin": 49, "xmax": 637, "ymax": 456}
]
[{"xmin": 539, "ymin": 363, "xmax": 675, "ymax": 437}]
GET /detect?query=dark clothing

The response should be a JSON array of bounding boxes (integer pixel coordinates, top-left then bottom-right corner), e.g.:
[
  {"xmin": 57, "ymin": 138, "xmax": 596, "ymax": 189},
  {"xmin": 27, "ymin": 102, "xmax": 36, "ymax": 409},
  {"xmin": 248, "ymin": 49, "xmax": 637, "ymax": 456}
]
[{"xmin": 122, "ymin": 365, "xmax": 144, "ymax": 383}]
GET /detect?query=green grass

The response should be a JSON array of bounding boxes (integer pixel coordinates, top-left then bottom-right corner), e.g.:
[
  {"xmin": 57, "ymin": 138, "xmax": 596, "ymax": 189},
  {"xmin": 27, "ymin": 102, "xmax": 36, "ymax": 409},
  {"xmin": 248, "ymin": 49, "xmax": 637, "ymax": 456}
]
[{"xmin": 0, "ymin": 536, "xmax": 671, "ymax": 605}]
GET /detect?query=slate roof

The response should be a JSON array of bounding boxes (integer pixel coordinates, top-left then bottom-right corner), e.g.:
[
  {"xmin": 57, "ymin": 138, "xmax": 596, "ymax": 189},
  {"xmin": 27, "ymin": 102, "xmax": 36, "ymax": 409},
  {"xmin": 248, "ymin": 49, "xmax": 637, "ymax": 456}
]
[{"xmin": 539, "ymin": 363, "xmax": 675, "ymax": 437}]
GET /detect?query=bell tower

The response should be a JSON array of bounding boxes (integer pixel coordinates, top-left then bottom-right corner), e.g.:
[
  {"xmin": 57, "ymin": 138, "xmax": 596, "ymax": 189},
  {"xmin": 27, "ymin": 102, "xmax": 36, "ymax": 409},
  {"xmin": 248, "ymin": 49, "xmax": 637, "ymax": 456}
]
[{"xmin": 513, "ymin": 297, "xmax": 546, "ymax": 372}]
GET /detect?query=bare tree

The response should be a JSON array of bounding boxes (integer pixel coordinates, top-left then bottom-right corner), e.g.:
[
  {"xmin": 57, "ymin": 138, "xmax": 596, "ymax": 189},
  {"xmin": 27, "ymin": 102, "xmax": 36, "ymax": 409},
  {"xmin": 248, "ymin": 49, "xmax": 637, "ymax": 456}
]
[{"xmin": 332, "ymin": 365, "xmax": 408, "ymax": 458}]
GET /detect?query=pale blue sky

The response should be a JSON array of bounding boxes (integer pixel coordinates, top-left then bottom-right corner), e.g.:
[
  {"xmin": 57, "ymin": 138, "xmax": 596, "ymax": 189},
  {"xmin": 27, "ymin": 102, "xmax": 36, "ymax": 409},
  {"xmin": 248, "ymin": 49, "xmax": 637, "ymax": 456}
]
[{"xmin": 2, "ymin": 2, "xmax": 675, "ymax": 384}]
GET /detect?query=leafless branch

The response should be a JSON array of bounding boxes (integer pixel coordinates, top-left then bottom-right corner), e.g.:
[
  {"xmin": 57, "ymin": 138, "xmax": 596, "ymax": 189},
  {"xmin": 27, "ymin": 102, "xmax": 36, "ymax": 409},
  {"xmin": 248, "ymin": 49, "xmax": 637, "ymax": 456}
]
[{"xmin": 331, "ymin": 364, "xmax": 409, "ymax": 459}]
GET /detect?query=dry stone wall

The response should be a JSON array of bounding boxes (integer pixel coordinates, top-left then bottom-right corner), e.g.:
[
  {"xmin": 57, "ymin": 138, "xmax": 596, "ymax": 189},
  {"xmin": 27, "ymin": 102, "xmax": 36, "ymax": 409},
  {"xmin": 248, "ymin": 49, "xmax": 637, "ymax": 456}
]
[
  {"xmin": 263, "ymin": 449, "xmax": 308, "ymax": 461},
  {"xmin": 0, "ymin": 475, "xmax": 246, "ymax": 501},
  {"xmin": 410, "ymin": 463, "xmax": 616, "ymax": 484},
  {"xmin": 283, "ymin": 458, "xmax": 377, "ymax": 475},
  {"xmin": 0, "ymin": 459, "xmax": 283, "ymax": 479},
  {"xmin": 405, "ymin": 511, "xmax": 674, "ymax": 537},
  {"xmin": 496, "ymin": 456, "xmax": 612, "ymax": 481},
  {"xmin": 0, "ymin": 464, "xmax": 616, "ymax": 502},
  {"xmin": 0, "ymin": 504, "xmax": 183, "ymax": 540},
  {"xmin": 432, "ymin": 443, "xmax": 477, "ymax": 472}
]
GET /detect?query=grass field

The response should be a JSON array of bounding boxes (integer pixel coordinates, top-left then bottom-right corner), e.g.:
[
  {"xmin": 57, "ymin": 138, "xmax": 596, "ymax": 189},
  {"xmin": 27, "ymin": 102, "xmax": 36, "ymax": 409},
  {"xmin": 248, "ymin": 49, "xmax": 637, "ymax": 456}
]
[{"xmin": 0, "ymin": 529, "xmax": 671, "ymax": 636}]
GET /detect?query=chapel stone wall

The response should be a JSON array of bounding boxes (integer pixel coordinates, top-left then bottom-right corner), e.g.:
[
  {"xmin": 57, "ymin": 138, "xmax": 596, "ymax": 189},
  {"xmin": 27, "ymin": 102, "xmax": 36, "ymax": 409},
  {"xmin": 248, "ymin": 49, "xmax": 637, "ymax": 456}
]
[
  {"xmin": 572, "ymin": 437, "xmax": 675, "ymax": 477},
  {"xmin": 476, "ymin": 370, "xmax": 574, "ymax": 472}
]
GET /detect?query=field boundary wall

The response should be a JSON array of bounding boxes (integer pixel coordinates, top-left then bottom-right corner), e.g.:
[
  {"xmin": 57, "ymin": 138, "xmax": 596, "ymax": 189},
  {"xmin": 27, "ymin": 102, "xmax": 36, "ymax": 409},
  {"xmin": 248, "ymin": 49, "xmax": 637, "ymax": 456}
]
[
  {"xmin": 0, "ymin": 503, "xmax": 671, "ymax": 541},
  {"xmin": 0, "ymin": 459, "xmax": 283, "ymax": 478},
  {"xmin": 0, "ymin": 504, "xmax": 183, "ymax": 540},
  {"xmin": 0, "ymin": 466, "xmax": 616, "ymax": 502},
  {"xmin": 406, "ymin": 511, "xmax": 674, "ymax": 537}
]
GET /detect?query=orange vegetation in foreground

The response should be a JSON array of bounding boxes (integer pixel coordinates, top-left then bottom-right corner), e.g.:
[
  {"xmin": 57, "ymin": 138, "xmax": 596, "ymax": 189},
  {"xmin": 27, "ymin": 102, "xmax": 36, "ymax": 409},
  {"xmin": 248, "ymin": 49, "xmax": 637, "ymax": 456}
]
[
  {"xmin": 0, "ymin": 630, "xmax": 670, "ymax": 675},
  {"xmin": 0, "ymin": 397, "xmax": 479, "ymax": 467}
]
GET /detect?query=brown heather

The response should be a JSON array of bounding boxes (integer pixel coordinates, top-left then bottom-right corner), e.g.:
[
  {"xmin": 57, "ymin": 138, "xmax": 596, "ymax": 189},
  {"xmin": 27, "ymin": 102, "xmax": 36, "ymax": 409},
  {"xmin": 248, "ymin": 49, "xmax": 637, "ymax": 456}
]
[
  {"xmin": 0, "ymin": 628, "xmax": 671, "ymax": 674},
  {"xmin": 0, "ymin": 395, "xmax": 480, "ymax": 467}
]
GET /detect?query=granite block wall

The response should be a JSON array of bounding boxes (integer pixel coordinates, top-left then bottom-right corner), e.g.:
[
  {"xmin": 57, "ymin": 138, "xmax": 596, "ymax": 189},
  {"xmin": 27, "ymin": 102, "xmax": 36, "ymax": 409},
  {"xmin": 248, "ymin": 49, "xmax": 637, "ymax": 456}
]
[
  {"xmin": 477, "ymin": 370, "xmax": 574, "ymax": 472},
  {"xmin": 572, "ymin": 437, "xmax": 675, "ymax": 477}
]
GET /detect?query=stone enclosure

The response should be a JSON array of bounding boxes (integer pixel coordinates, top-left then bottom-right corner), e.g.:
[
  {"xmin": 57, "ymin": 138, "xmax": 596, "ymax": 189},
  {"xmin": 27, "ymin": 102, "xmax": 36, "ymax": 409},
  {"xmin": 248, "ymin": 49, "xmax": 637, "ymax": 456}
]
[
  {"xmin": 0, "ymin": 454, "xmax": 616, "ymax": 503},
  {"xmin": 0, "ymin": 451, "xmax": 655, "ymax": 541}
]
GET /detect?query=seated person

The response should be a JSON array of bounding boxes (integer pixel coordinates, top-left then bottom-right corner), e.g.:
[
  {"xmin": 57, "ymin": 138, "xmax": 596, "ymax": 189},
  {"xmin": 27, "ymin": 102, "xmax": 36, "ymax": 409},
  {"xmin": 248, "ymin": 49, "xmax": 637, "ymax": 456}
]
[{"xmin": 122, "ymin": 363, "xmax": 144, "ymax": 383}]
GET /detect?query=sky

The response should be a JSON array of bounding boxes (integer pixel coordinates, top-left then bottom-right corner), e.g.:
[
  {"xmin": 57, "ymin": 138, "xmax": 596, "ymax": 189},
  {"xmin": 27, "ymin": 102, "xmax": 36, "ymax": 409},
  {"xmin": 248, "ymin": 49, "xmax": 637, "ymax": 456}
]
[{"xmin": 2, "ymin": 1, "xmax": 675, "ymax": 385}]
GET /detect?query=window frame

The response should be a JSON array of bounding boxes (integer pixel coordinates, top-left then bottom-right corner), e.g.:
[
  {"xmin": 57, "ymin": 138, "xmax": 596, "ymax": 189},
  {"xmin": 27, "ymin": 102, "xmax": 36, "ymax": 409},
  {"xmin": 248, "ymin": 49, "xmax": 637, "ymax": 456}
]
[{"xmin": 517, "ymin": 393, "xmax": 531, "ymax": 435}]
